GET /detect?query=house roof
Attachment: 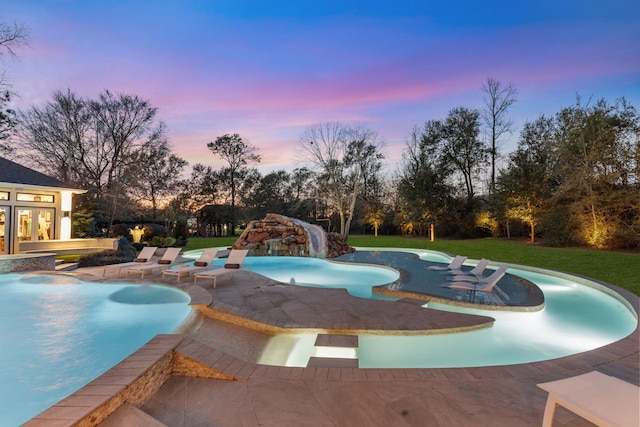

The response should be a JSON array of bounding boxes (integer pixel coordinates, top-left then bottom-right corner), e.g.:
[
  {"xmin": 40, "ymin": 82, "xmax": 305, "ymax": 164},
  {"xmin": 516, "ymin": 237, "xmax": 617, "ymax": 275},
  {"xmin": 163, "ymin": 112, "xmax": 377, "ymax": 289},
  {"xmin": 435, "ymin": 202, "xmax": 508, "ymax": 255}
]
[{"xmin": 0, "ymin": 157, "xmax": 82, "ymax": 190}]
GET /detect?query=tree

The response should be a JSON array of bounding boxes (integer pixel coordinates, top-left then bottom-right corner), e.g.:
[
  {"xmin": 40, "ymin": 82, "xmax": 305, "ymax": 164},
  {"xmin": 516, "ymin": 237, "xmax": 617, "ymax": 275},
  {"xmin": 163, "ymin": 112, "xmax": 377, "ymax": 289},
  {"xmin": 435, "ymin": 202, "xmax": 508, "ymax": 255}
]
[
  {"xmin": 129, "ymin": 142, "xmax": 188, "ymax": 220},
  {"xmin": 299, "ymin": 121, "xmax": 384, "ymax": 240},
  {"xmin": 242, "ymin": 170, "xmax": 292, "ymax": 219},
  {"xmin": 207, "ymin": 133, "xmax": 261, "ymax": 234},
  {"xmin": 481, "ymin": 78, "xmax": 517, "ymax": 191},
  {"xmin": 364, "ymin": 202, "xmax": 386, "ymax": 236},
  {"xmin": 0, "ymin": 90, "xmax": 16, "ymax": 155},
  {"xmin": 90, "ymin": 90, "xmax": 166, "ymax": 190},
  {"xmin": 184, "ymin": 163, "xmax": 221, "ymax": 209},
  {"xmin": 17, "ymin": 89, "xmax": 92, "ymax": 185},
  {"xmin": 441, "ymin": 107, "xmax": 488, "ymax": 201},
  {"xmin": 496, "ymin": 115, "xmax": 556, "ymax": 242},
  {"xmin": 0, "ymin": 20, "xmax": 29, "ymax": 59},
  {"xmin": 0, "ymin": 19, "xmax": 29, "ymax": 154},
  {"xmin": 396, "ymin": 124, "xmax": 453, "ymax": 237},
  {"xmin": 18, "ymin": 89, "xmax": 171, "ymax": 235},
  {"xmin": 552, "ymin": 97, "xmax": 639, "ymax": 248}
]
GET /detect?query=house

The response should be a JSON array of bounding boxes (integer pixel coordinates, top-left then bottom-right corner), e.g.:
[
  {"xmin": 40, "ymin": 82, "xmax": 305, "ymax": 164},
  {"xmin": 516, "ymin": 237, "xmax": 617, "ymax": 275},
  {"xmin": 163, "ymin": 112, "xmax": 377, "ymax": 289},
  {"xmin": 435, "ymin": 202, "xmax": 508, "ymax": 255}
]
[{"xmin": 0, "ymin": 157, "xmax": 104, "ymax": 255}]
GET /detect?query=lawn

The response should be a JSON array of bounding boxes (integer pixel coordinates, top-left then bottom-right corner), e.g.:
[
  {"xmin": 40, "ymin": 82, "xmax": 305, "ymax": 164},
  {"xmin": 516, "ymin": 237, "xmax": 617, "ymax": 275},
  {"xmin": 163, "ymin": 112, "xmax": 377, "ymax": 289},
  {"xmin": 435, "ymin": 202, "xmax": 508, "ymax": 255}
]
[{"xmin": 184, "ymin": 235, "xmax": 640, "ymax": 296}]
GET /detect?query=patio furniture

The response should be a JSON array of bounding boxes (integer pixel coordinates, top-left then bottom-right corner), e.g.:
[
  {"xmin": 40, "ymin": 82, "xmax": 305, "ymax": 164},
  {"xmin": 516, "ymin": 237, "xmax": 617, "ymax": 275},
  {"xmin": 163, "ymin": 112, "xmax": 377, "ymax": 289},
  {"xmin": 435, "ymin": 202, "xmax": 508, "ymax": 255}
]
[
  {"xmin": 427, "ymin": 255, "xmax": 467, "ymax": 271},
  {"xmin": 193, "ymin": 249, "xmax": 251, "ymax": 287},
  {"xmin": 162, "ymin": 249, "xmax": 219, "ymax": 282},
  {"xmin": 446, "ymin": 258, "xmax": 490, "ymax": 276},
  {"xmin": 537, "ymin": 371, "xmax": 639, "ymax": 427},
  {"xmin": 102, "ymin": 246, "xmax": 158, "ymax": 277},
  {"xmin": 447, "ymin": 265, "xmax": 508, "ymax": 292},
  {"xmin": 126, "ymin": 247, "xmax": 182, "ymax": 279}
]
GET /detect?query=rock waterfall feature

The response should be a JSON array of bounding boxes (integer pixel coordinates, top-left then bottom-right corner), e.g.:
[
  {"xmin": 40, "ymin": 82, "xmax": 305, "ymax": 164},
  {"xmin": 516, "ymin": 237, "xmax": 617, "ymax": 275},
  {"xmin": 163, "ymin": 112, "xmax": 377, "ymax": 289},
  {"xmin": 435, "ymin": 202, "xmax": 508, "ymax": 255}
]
[{"xmin": 231, "ymin": 213, "xmax": 354, "ymax": 258}]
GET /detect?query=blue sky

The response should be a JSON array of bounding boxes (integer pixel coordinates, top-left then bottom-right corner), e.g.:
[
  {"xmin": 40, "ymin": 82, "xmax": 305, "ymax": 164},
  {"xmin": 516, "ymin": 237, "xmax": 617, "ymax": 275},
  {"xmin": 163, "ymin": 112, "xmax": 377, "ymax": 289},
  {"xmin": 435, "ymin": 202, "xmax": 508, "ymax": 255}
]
[{"xmin": 3, "ymin": 0, "xmax": 639, "ymax": 173}]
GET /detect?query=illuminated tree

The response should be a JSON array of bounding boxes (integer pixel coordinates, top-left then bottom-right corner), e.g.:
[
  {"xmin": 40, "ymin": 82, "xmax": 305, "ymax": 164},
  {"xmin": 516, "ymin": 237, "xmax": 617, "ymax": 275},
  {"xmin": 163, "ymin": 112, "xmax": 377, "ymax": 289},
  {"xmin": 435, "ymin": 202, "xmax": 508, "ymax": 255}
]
[
  {"xmin": 299, "ymin": 121, "xmax": 384, "ymax": 240},
  {"xmin": 496, "ymin": 116, "xmax": 556, "ymax": 242},
  {"xmin": 396, "ymin": 124, "xmax": 453, "ymax": 237},
  {"xmin": 364, "ymin": 203, "xmax": 386, "ymax": 237},
  {"xmin": 552, "ymin": 97, "xmax": 639, "ymax": 248}
]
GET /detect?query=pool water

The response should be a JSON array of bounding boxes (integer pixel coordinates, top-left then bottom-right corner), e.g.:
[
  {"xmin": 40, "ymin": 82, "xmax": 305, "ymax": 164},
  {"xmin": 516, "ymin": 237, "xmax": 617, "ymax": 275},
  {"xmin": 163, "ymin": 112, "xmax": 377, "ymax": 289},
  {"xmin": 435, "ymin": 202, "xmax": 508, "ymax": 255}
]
[
  {"xmin": 185, "ymin": 249, "xmax": 637, "ymax": 369},
  {"xmin": 228, "ymin": 255, "xmax": 400, "ymax": 298},
  {"xmin": 0, "ymin": 274, "xmax": 192, "ymax": 426},
  {"xmin": 264, "ymin": 268, "xmax": 637, "ymax": 368}
]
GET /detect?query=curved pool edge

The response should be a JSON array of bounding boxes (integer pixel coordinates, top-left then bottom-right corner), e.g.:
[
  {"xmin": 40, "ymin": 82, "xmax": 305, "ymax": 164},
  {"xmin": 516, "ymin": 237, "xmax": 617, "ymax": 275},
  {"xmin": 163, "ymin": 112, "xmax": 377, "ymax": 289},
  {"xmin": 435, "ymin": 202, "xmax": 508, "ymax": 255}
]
[
  {"xmin": 18, "ymin": 257, "xmax": 639, "ymax": 427},
  {"xmin": 500, "ymin": 262, "xmax": 639, "ymax": 321},
  {"xmin": 25, "ymin": 279, "xmax": 639, "ymax": 426},
  {"xmin": 195, "ymin": 300, "xmax": 495, "ymax": 336},
  {"xmin": 354, "ymin": 247, "xmax": 637, "ymax": 319}
]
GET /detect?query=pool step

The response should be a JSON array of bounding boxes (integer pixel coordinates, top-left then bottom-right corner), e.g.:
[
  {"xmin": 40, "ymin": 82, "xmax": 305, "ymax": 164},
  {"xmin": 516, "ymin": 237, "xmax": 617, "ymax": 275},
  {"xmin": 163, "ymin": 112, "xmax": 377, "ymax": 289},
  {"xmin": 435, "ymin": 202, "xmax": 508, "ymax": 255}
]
[
  {"xmin": 314, "ymin": 333, "xmax": 359, "ymax": 348},
  {"xmin": 307, "ymin": 334, "xmax": 359, "ymax": 368},
  {"xmin": 307, "ymin": 357, "xmax": 359, "ymax": 368},
  {"xmin": 55, "ymin": 261, "xmax": 79, "ymax": 271},
  {"xmin": 397, "ymin": 297, "xmax": 429, "ymax": 306}
]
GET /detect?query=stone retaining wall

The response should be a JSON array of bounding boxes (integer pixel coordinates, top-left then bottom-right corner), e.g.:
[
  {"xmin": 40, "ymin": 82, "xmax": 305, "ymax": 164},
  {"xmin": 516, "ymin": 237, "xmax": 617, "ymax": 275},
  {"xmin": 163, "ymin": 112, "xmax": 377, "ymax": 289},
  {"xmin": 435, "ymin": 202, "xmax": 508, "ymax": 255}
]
[{"xmin": 0, "ymin": 253, "xmax": 56, "ymax": 273}]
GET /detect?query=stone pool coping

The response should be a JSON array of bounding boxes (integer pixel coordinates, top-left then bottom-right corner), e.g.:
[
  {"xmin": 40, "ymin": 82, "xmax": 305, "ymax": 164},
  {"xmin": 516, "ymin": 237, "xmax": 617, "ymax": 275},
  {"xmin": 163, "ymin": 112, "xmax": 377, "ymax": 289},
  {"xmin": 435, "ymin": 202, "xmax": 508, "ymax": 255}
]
[{"xmin": 22, "ymin": 334, "xmax": 182, "ymax": 427}]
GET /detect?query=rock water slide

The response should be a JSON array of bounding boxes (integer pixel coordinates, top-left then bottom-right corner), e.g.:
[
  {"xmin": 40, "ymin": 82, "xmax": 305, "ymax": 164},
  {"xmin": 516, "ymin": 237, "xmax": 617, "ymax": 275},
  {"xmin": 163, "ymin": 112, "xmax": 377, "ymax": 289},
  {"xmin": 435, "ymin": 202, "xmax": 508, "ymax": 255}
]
[{"xmin": 289, "ymin": 217, "xmax": 326, "ymax": 258}]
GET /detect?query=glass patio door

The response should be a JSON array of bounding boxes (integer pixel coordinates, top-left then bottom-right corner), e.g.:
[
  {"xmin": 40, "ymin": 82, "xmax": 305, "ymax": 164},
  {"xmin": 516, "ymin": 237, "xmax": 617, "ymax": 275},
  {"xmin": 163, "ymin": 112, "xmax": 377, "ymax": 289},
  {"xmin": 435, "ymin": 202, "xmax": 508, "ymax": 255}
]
[
  {"xmin": 0, "ymin": 207, "xmax": 7, "ymax": 254},
  {"xmin": 17, "ymin": 209, "xmax": 32, "ymax": 241},
  {"xmin": 16, "ymin": 208, "xmax": 54, "ymax": 242}
]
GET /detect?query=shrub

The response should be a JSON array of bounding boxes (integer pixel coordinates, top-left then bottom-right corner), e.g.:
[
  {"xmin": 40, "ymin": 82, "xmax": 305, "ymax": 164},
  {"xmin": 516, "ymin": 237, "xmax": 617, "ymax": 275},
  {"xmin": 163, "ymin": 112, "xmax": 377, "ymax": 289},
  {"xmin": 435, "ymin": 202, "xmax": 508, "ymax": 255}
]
[
  {"xmin": 78, "ymin": 237, "xmax": 137, "ymax": 267},
  {"xmin": 150, "ymin": 236, "xmax": 177, "ymax": 247},
  {"xmin": 78, "ymin": 250, "xmax": 129, "ymax": 267},
  {"xmin": 110, "ymin": 223, "xmax": 131, "ymax": 238},
  {"xmin": 143, "ymin": 223, "xmax": 168, "ymax": 241}
]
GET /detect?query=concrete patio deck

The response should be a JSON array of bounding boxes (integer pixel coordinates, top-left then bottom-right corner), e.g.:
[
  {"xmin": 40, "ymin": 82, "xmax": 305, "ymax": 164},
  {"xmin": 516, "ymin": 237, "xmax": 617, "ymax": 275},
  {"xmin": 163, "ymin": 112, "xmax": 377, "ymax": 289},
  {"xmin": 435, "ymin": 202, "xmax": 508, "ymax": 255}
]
[{"xmin": 26, "ymin": 262, "xmax": 640, "ymax": 427}]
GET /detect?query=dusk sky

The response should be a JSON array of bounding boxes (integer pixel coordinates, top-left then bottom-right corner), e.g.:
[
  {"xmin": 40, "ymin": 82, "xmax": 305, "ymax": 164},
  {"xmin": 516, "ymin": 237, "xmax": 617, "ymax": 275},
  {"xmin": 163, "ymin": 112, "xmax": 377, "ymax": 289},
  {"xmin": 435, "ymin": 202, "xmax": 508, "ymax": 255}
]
[{"xmin": 3, "ymin": 0, "xmax": 639, "ymax": 174}]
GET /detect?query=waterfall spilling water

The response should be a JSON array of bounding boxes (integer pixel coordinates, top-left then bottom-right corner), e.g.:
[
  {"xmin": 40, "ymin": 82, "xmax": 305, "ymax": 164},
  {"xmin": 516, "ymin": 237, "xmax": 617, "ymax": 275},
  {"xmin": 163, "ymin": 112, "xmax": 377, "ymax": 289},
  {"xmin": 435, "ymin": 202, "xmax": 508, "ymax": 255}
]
[{"xmin": 290, "ymin": 217, "xmax": 326, "ymax": 258}]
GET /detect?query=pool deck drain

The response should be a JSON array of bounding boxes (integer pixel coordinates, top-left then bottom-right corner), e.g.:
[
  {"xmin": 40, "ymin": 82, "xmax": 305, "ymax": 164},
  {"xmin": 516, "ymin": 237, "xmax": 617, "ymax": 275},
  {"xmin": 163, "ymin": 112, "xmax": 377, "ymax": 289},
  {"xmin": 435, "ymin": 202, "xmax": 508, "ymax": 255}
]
[{"xmin": 24, "ymin": 262, "xmax": 640, "ymax": 427}]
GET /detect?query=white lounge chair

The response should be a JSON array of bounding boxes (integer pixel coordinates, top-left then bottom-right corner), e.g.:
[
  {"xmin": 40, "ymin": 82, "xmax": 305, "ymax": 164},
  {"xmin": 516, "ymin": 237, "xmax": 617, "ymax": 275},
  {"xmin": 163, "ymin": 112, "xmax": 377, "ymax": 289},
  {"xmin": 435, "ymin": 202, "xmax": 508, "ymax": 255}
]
[
  {"xmin": 126, "ymin": 247, "xmax": 182, "ymax": 279},
  {"xmin": 162, "ymin": 249, "xmax": 219, "ymax": 282},
  {"xmin": 427, "ymin": 255, "xmax": 467, "ymax": 271},
  {"xmin": 102, "ymin": 246, "xmax": 158, "ymax": 277},
  {"xmin": 447, "ymin": 265, "xmax": 508, "ymax": 292},
  {"xmin": 537, "ymin": 371, "xmax": 640, "ymax": 427},
  {"xmin": 447, "ymin": 258, "xmax": 490, "ymax": 276},
  {"xmin": 193, "ymin": 249, "xmax": 251, "ymax": 287}
]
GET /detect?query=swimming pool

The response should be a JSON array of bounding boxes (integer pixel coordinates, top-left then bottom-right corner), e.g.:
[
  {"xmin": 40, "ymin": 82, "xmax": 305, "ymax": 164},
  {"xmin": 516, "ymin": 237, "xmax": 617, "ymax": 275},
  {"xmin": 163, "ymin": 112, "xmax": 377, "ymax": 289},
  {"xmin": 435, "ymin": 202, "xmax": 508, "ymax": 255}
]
[
  {"xmin": 262, "ymin": 267, "xmax": 637, "ymax": 368},
  {"xmin": 233, "ymin": 255, "xmax": 400, "ymax": 298},
  {"xmin": 0, "ymin": 274, "xmax": 192, "ymax": 426},
  {"xmin": 187, "ymin": 248, "xmax": 637, "ymax": 368}
]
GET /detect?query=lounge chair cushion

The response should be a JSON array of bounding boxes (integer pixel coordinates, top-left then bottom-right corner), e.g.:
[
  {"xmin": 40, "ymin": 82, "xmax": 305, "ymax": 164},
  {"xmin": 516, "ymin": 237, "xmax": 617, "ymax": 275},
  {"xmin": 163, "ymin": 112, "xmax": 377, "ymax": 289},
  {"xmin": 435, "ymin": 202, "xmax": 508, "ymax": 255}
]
[
  {"xmin": 225, "ymin": 263, "xmax": 240, "ymax": 269},
  {"xmin": 134, "ymin": 258, "xmax": 147, "ymax": 262},
  {"xmin": 157, "ymin": 259, "xmax": 172, "ymax": 265},
  {"xmin": 194, "ymin": 261, "xmax": 208, "ymax": 267}
]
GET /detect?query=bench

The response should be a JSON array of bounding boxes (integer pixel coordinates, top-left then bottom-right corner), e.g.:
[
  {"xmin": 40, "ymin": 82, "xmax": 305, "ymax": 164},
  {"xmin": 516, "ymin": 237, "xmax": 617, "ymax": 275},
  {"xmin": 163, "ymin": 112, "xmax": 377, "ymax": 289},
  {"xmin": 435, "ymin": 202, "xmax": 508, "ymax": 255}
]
[{"xmin": 537, "ymin": 371, "xmax": 639, "ymax": 427}]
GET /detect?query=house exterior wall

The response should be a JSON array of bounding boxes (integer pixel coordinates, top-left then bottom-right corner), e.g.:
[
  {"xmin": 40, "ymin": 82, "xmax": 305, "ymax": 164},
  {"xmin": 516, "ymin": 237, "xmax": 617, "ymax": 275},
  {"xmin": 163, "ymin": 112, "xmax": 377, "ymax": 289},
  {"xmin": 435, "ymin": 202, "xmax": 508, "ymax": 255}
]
[{"xmin": 0, "ymin": 183, "xmax": 69, "ymax": 254}]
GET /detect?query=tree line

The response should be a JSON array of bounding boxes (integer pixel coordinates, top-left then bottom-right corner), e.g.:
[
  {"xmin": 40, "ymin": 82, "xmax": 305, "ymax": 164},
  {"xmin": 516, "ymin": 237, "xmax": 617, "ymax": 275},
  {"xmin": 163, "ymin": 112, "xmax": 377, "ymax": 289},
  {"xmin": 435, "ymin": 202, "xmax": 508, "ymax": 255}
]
[
  {"xmin": 2, "ymin": 19, "xmax": 638, "ymax": 249},
  {"xmin": 398, "ymin": 96, "xmax": 639, "ymax": 249}
]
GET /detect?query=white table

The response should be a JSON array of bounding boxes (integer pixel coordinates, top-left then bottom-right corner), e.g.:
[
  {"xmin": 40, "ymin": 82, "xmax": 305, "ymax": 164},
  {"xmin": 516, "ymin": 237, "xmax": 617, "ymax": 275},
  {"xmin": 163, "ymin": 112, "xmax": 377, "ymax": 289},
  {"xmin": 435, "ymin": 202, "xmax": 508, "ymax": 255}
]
[{"xmin": 537, "ymin": 371, "xmax": 640, "ymax": 427}]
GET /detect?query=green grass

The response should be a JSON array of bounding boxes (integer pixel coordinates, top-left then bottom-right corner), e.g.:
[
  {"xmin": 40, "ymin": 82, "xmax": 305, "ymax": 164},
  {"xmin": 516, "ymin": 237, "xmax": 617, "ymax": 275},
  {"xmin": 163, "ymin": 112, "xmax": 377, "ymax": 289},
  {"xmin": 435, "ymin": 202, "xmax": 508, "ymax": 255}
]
[
  {"xmin": 183, "ymin": 237, "xmax": 237, "ymax": 251},
  {"xmin": 184, "ymin": 235, "xmax": 640, "ymax": 296}
]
